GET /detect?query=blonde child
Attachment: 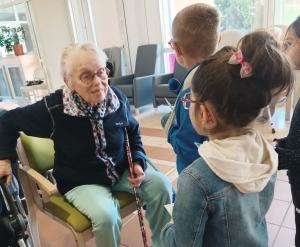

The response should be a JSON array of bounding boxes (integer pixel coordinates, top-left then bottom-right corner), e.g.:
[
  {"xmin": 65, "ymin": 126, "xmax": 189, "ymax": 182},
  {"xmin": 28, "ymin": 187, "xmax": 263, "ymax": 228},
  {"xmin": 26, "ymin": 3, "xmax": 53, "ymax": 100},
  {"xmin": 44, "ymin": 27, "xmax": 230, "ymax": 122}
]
[{"xmin": 162, "ymin": 3, "xmax": 220, "ymax": 174}]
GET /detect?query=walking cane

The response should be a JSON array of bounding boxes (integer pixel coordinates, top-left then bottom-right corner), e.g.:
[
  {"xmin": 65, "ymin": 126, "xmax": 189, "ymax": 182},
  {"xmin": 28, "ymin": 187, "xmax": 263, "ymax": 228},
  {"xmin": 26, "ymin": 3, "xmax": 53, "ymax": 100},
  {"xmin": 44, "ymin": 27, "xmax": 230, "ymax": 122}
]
[{"xmin": 124, "ymin": 128, "xmax": 149, "ymax": 247}]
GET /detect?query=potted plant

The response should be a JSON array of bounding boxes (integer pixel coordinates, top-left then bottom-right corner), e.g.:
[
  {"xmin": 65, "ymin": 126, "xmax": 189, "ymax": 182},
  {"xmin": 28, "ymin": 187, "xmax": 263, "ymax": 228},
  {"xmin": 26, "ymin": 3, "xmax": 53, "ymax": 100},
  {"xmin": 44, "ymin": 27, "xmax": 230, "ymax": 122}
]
[
  {"xmin": 11, "ymin": 26, "xmax": 26, "ymax": 56},
  {"xmin": 0, "ymin": 25, "xmax": 26, "ymax": 56},
  {"xmin": 0, "ymin": 26, "xmax": 14, "ymax": 55}
]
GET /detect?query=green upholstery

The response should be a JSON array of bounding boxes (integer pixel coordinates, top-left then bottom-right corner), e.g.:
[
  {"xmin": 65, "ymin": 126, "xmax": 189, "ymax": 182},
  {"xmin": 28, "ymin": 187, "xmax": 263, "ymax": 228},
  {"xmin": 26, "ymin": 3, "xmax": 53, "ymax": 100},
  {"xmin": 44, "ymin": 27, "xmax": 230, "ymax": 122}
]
[
  {"xmin": 20, "ymin": 132, "xmax": 54, "ymax": 174},
  {"xmin": 43, "ymin": 191, "xmax": 135, "ymax": 232},
  {"xmin": 19, "ymin": 133, "xmax": 136, "ymax": 232}
]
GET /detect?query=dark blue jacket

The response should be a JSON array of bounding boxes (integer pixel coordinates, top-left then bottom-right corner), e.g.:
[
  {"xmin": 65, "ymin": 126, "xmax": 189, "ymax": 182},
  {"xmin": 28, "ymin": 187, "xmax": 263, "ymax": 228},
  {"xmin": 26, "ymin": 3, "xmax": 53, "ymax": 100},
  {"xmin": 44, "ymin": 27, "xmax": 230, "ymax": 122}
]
[
  {"xmin": 0, "ymin": 87, "xmax": 146, "ymax": 195},
  {"xmin": 276, "ymin": 98, "xmax": 300, "ymax": 187},
  {"xmin": 167, "ymin": 64, "xmax": 209, "ymax": 173}
]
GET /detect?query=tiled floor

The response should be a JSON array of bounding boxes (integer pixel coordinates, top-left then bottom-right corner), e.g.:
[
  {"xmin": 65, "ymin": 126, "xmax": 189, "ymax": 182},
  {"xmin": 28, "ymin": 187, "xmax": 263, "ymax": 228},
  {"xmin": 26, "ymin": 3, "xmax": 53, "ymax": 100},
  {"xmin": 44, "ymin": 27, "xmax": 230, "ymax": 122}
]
[{"xmin": 11, "ymin": 100, "xmax": 296, "ymax": 246}]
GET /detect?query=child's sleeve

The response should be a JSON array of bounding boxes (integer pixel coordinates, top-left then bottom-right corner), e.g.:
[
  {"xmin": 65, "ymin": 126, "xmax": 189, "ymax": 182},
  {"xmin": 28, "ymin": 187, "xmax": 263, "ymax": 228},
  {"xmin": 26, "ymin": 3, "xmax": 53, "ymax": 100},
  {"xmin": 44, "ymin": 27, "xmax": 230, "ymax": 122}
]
[
  {"xmin": 275, "ymin": 147, "xmax": 300, "ymax": 170},
  {"xmin": 161, "ymin": 171, "xmax": 207, "ymax": 246}
]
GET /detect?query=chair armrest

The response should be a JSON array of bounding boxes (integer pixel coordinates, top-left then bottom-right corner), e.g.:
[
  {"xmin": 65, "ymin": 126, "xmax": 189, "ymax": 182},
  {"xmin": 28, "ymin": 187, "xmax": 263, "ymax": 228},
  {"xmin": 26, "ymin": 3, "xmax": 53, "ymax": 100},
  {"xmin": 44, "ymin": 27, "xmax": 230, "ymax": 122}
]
[
  {"xmin": 152, "ymin": 73, "xmax": 173, "ymax": 86},
  {"xmin": 110, "ymin": 74, "xmax": 134, "ymax": 86},
  {"xmin": 133, "ymin": 75, "xmax": 160, "ymax": 108},
  {"xmin": 20, "ymin": 166, "xmax": 58, "ymax": 203}
]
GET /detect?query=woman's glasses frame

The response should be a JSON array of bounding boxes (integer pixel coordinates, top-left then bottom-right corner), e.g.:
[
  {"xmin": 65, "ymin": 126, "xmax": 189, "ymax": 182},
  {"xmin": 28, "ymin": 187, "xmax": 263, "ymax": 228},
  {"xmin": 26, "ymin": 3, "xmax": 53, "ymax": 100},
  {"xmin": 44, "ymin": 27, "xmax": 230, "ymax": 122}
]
[
  {"xmin": 181, "ymin": 92, "xmax": 202, "ymax": 110},
  {"xmin": 70, "ymin": 67, "xmax": 110, "ymax": 85}
]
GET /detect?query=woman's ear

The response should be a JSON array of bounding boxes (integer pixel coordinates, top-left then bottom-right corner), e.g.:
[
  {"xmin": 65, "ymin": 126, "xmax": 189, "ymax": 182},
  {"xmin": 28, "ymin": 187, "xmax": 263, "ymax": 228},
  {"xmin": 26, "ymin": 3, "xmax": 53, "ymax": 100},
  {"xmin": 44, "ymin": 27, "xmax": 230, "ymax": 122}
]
[{"xmin": 63, "ymin": 76, "xmax": 73, "ymax": 90}]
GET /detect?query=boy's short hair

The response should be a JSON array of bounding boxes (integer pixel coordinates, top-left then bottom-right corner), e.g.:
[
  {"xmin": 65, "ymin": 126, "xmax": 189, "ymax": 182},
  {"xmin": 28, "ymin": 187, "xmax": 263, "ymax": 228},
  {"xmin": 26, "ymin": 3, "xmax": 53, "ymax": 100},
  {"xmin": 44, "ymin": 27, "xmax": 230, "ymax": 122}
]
[{"xmin": 172, "ymin": 3, "xmax": 220, "ymax": 59}]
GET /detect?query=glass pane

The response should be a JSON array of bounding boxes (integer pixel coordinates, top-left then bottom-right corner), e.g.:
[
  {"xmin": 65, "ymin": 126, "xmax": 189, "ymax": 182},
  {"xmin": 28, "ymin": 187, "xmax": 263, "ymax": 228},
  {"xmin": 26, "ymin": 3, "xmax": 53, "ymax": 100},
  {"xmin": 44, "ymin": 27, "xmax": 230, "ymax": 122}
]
[
  {"xmin": 274, "ymin": 0, "xmax": 300, "ymax": 26},
  {"xmin": 7, "ymin": 66, "xmax": 24, "ymax": 97},
  {"xmin": 0, "ymin": 6, "xmax": 16, "ymax": 21},
  {"xmin": 0, "ymin": 67, "xmax": 10, "ymax": 97},
  {"xmin": 171, "ymin": 0, "xmax": 266, "ymax": 34},
  {"xmin": 15, "ymin": 3, "xmax": 27, "ymax": 21},
  {"xmin": 0, "ymin": 0, "xmax": 13, "ymax": 5}
]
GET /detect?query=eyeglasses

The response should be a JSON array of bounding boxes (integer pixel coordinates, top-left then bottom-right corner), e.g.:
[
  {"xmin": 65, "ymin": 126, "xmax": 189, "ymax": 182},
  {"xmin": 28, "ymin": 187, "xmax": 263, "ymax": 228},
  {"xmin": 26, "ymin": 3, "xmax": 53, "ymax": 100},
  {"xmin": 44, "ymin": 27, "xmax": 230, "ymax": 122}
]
[
  {"xmin": 283, "ymin": 39, "xmax": 300, "ymax": 51},
  {"xmin": 168, "ymin": 38, "xmax": 177, "ymax": 50},
  {"xmin": 181, "ymin": 92, "xmax": 202, "ymax": 110},
  {"xmin": 71, "ymin": 67, "xmax": 110, "ymax": 84}
]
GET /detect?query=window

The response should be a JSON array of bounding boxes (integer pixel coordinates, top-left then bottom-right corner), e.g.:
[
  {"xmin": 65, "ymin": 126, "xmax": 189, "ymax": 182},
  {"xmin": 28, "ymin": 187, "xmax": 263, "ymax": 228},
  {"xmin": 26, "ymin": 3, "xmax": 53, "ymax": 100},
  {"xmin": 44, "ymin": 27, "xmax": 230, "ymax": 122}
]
[
  {"xmin": 0, "ymin": 1, "xmax": 36, "ymax": 55},
  {"xmin": 274, "ymin": 0, "xmax": 300, "ymax": 25},
  {"xmin": 161, "ymin": 0, "xmax": 268, "ymax": 73}
]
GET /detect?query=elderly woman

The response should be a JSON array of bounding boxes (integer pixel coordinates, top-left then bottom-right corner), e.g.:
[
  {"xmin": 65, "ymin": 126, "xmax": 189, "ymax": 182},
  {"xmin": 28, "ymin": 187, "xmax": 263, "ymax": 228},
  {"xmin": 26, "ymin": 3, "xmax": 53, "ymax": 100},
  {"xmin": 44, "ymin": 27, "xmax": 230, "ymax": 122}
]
[{"xmin": 0, "ymin": 43, "xmax": 172, "ymax": 247}]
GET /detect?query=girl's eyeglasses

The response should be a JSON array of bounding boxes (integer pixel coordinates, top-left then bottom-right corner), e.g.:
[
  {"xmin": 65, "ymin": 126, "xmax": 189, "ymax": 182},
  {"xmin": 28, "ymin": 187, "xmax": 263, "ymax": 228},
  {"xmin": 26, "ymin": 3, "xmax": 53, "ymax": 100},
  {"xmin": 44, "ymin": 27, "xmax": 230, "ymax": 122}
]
[
  {"xmin": 181, "ymin": 92, "xmax": 202, "ymax": 110},
  {"xmin": 283, "ymin": 39, "xmax": 300, "ymax": 51},
  {"xmin": 70, "ymin": 67, "xmax": 110, "ymax": 84}
]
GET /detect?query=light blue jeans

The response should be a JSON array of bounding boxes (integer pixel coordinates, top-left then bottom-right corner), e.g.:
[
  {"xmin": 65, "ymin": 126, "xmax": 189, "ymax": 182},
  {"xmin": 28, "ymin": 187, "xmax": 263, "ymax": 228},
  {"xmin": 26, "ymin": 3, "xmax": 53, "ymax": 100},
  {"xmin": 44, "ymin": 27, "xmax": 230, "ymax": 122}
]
[{"xmin": 65, "ymin": 169, "xmax": 172, "ymax": 247}]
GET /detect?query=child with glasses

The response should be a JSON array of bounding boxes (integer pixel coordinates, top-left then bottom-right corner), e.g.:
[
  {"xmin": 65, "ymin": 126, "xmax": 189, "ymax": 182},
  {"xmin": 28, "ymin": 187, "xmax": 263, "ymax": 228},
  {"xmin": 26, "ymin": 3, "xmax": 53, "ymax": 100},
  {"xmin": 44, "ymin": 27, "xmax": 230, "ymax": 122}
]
[
  {"xmin": 273, "ymin": 16, "xmax": 300, "ymax": 247},
  {"xmin": 161, "ymin": 3, "xmax": 220, "ymax": 174},
  {"xmin": 161, "ymin": 30, "xmax": 294, "ymax": 247}
]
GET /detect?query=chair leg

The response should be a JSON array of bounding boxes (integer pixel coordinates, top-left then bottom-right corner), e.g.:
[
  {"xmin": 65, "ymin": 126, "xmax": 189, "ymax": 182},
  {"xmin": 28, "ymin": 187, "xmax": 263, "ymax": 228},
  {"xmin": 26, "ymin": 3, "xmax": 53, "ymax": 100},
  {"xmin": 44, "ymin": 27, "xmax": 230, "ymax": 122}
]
[
  {"xmin": 154, "ymin": 107, "xmax": 158, "ymax": 114},
  {"xmin": 135, "ymin": 108, "xmax": 139, "ymax": 115},
  {"xmin": 69, "ymin": 228, "xmax": 87, "ymax": 247}
]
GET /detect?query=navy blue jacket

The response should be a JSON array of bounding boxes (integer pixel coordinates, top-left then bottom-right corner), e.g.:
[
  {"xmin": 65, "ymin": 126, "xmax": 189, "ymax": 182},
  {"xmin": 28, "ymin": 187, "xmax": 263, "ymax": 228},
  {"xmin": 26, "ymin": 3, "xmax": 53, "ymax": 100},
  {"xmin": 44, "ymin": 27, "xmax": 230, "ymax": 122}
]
[
  {"xmin": 276, "ymin": 98, "xmax": 300, "ymax": 187},
  {"xmin": 0, "ymin": 87, "xmax": 146, "ymax": 195}
]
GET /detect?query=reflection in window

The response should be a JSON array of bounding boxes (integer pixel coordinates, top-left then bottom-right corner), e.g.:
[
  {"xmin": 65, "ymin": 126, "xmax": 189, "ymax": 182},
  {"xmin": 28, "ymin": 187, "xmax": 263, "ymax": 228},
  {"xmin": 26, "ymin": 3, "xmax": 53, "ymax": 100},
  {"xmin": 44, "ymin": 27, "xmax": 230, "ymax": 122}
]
[{"xmin": 0, "ymin": 7, "xmax": 16, "ymax": 22}]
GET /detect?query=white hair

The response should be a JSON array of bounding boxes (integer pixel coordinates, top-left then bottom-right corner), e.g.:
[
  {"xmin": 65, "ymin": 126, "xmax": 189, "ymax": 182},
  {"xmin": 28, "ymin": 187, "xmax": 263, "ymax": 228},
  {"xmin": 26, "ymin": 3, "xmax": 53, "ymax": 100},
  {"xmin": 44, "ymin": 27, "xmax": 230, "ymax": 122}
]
[{"xmin": 60, "ymin": 43, "xmax": 108, "ymax": 86}]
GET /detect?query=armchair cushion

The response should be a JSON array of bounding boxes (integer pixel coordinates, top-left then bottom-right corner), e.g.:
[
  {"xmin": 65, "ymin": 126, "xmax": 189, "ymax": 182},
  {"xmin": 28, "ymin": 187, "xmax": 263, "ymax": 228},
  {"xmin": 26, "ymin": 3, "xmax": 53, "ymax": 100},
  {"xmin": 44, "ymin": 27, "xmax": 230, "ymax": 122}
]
[
  {"xmin": 43, "ymin": 191, "xmax": 136, "ymax": 232},
  {"xmin": 115, "ymin": 85, "xmax": 133, "ymax": 97},
  {"xmin": 109, "ymin": 74, "xmax": 134, "ymax": 87}
]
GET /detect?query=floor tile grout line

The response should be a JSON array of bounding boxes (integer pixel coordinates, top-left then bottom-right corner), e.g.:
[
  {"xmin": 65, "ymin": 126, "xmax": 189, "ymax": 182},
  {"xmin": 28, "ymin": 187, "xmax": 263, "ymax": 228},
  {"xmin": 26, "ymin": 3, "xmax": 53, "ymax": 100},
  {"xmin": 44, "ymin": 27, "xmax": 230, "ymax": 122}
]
[
  {"xmin": 122, "ymin": 213, "xmax": 138, "ymax": 227},
  {"xmin": 272, "ymin": 201, "xmax": 293, "ymax": 247}
]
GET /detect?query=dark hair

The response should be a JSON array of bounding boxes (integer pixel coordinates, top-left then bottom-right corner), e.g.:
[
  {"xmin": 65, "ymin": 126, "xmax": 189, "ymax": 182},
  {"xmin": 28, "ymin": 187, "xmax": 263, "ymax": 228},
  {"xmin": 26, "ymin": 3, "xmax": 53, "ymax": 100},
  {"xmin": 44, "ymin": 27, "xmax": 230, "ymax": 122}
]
[
  {"xmin": 191, "ymin": 30, "xmax": 294, "ymax": 134},
  {"xmin": 288, "ymin": 16, "xmax": 300, "ymax": 39}
]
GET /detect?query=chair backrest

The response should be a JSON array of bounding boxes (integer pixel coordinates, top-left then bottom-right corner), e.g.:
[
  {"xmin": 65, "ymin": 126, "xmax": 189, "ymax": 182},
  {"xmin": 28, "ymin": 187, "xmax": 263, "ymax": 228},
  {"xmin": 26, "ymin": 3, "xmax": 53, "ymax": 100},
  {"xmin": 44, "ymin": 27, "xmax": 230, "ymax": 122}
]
[
  {"xmin": 173, "ymin": 59, "xmax": 187, "ymax": 81},
  {"xmin": 134, "ymin": 44, "xmax": 162, "ymax": 77},
  {"xmin": 217, "ymin": 29, "xmax": 244, "ymax": 51},
  {"xmin": 33, "ymin": 67, "xmax": 46, "ymax": 81},
  {"xmin": 19, "ymin": 132, "xmax": 54, "ymax": 174},
  {"xmin": 268, "ymin": 25, "xmax": 289, "ymax": 43}
]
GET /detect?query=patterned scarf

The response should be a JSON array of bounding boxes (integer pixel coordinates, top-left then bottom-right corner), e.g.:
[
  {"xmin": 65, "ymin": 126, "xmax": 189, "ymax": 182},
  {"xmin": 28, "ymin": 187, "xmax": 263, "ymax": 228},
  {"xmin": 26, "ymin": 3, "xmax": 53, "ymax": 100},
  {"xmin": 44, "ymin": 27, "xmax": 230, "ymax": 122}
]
[{"xmin": 62, "ymin": 87, "xmax": 120, "ymax": 184}]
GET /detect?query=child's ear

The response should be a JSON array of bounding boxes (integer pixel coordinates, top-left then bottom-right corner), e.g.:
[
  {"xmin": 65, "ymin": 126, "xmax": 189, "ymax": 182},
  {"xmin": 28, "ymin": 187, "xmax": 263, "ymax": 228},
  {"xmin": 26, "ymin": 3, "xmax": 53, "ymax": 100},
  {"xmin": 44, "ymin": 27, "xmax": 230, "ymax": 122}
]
[
  {"xmin": 174, "ymin": 43, "xmax": 182, "ymax": 57},
  {"xmin": 200, "ymin": 104, "xmax": 216, "ymax": 127}
]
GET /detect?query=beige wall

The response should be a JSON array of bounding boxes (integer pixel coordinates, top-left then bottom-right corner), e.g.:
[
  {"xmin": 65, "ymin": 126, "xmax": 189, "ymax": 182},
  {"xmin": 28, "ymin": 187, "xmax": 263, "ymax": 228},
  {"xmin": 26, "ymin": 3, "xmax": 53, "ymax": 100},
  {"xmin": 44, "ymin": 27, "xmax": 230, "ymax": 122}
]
[{"xmin": 90, "ymin": 0, "xmax": 123, "ymax": 49}]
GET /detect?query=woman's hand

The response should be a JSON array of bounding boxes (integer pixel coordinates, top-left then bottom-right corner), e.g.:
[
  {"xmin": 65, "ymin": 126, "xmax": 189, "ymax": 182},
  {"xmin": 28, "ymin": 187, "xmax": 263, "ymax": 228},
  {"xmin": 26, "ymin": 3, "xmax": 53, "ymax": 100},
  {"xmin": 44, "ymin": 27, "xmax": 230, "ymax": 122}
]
[
  {"xmin": 0, "ymin": 159, "xmax": 12, "ymax": 185},
  {"xmin": 128, "ymin": 163, "xmax": 145, "ymax": 187}
]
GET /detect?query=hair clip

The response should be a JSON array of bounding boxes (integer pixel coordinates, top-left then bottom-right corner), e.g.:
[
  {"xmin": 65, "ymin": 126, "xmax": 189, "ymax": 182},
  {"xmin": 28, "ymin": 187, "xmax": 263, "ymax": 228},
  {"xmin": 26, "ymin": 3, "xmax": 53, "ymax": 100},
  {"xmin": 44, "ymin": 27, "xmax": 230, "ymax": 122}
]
[{"xmin": 228, "ymin": 51, "xmax": 252, "ymax": 78}]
